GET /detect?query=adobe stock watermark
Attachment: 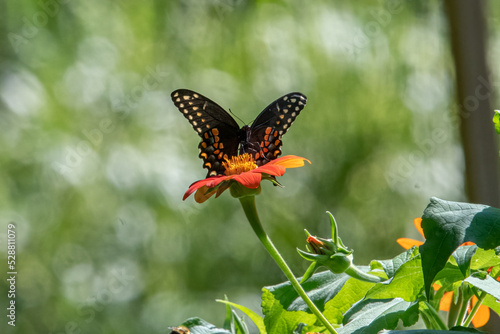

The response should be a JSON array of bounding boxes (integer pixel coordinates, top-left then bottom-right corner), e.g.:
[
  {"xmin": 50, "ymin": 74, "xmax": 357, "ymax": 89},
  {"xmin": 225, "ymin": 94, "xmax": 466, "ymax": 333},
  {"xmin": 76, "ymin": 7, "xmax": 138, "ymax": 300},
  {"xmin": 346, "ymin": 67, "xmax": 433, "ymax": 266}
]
[
  {"xmin": 385, "ymin": 74, "xmax": 499, "ymax": 188},
  {"xmin": 6, "ymin": 223, "xmax": 17, "ymax": 327},
  {"xmin": 340, "ymin": 0, "xmax": 404, "ymax": 59},
  {"xmin": 50, "ymin": 267, "xmax": 135, "ymax": 334},
  {"xmin": 8, "ymin": 0, "xmax": 70, "ymax": 54},
  {"xmin": 51, "ymin": 65, "xmax": 169, "ymax": 178}
]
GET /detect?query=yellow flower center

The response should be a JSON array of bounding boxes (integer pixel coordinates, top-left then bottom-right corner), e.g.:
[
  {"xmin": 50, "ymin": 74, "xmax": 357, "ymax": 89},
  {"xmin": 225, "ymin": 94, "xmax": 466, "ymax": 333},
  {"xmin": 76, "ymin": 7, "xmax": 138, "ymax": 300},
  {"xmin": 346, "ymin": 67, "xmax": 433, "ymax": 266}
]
[{"xmin": 223, "ymin": 153, "xmax": 258, "ymax": 175}]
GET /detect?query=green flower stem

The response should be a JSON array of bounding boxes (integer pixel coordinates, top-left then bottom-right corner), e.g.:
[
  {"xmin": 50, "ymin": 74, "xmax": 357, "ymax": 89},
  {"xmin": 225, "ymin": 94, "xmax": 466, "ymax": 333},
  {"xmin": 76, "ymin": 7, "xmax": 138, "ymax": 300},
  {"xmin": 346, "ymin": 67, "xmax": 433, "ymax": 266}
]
[
  {"xmin": 239, "ymin": 196, "xmax": 338, "ymax": 334},
  {"xmin": 455, "ymin": 286, "xmax": 468, "ymax": 327},
  {"xmin": 345, "ymin": 264, "xmax": 385, "ymax": 283},
  {"xmin": 420, "ymin": 301, "xmax": 447, "ymax": 330},
  {"xmin": 462, "ymin": 291, "xmax": 487, "ymax": 327},
  {"xmin": 447, "ymin": 289, "xmax": 462, "ymax": 328}
]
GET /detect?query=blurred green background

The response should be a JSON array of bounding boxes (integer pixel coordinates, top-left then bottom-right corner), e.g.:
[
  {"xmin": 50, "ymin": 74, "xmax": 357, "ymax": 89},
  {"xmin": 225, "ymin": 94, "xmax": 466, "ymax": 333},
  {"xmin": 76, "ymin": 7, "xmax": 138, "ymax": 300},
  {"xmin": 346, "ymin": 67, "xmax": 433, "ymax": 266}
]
[{"xmin": 1, "ymin": 0, "xmax": 499, "ymax": 333}]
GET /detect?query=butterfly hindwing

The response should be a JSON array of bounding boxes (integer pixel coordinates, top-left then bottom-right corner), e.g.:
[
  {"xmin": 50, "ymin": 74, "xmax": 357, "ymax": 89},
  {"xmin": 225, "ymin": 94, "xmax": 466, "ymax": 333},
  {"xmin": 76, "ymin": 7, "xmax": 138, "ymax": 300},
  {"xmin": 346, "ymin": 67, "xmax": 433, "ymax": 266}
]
[
  {"xmin": 171, "ymin": 89, "xmax": 240, "ymax": 176},
  {"xmin": 245, "ymin": 92, "xmax": 307, "ymax": 165},
  {"xmin": 172, "ymin": 89, "xmax": 307, "ymax": 175}
]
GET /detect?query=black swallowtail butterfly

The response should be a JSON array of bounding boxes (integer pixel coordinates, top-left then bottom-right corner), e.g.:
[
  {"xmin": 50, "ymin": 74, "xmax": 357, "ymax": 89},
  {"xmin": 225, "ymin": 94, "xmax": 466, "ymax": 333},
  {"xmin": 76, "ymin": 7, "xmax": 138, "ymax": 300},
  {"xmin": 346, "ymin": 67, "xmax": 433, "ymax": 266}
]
[{"xmin": 171, "ymin": 89, "xmax": 307, "ymax": 177}]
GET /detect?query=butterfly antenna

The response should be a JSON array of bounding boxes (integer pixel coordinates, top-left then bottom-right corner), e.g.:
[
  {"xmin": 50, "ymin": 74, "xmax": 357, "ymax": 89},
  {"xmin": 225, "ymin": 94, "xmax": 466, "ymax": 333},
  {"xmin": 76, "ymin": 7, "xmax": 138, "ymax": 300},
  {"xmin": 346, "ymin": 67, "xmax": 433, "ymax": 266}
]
[{"xmin": 228, "ymin": 108, "xmax": 247, "ymax": 125}]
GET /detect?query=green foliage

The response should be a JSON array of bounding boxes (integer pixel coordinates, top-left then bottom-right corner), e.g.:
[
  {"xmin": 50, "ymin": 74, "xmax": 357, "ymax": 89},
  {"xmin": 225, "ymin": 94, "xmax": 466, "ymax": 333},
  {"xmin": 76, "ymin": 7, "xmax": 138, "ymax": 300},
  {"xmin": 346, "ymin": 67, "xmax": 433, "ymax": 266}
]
[
  {"xmin": 365, "ymin": 253, "xmax": 424, "ymax": 301},
  {"xmin": 340, "ymin": 298, "xmax": 419, "ymax": 333},
  {"xmin": 493, "ymin": 110, "xmax": 500, "ymax": 134},
  {"xmin": 420, "ymin": 197, "xmax": 500, "ymax": 297},
  {"xmin": 452, "ymin": 245, "xmax": 478, "ymax": 278},
  {"xmin": 218, "ymin": 299, "xmax": 266, "ymax": 334},
  {"xmin": 261, "ymin": 288, "xmax": 318, "ymax": 334},
  {"xmin": 176, "ymin": 318, "xmax": 231, "ymax": 334},
  {"xmin": 176, "ymin": 197, "xmax": 500, "ymax": 333}
]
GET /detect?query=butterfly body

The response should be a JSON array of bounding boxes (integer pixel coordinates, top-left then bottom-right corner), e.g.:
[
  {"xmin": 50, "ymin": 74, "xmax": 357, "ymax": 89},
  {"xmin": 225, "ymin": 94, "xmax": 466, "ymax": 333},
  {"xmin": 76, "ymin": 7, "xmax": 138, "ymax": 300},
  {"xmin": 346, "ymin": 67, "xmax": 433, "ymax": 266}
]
[{"xmin": 171, "ymin": 89, "xmax": 306, "ymax": 177}]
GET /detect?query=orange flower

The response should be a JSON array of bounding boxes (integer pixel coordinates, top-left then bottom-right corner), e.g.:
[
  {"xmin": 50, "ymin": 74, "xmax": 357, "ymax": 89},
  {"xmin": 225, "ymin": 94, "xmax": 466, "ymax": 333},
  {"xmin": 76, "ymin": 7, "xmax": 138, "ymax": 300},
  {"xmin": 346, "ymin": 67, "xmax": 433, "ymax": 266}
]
[
  {"xmin": 396, "ymin": 218, "xmax": 425, "ymax": 249},
  {"xmin": 183, "ymin": 154, "xmax": 310, "ymax": 203},
  {"xmin": 397, "ymin": 218, "xmax": 475, "ymax": 250},
  {"xmin": 398, "ymin": 218, "xmax": 486, "ymax": 327}
]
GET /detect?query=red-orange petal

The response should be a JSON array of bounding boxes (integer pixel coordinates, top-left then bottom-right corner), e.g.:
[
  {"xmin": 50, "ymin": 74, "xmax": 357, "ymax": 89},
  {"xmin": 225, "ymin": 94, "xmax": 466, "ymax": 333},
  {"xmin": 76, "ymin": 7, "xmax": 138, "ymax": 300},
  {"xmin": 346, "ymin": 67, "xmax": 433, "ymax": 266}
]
[
  {"xmin": 254, "ymin": 164, "xmax": 286, "ymax": 176},
  {"xmin": 194, "ymin": 186, "xmax": 217, "ymax": 203},
  {"xmin": 396, "ymin": 238, "xmax": 424, "ymax": 249},
  {"xmin": 414, "ymin": 218, "xmax": 424, "ymax": 238},
  {"xmin": 269, "ymin": 155, "xmax": 311, "ymax": 168},
  {"xmin": 461, "ymin": 241, "xmax": 476, "ymax": 246},
  {"xmin": 233, "ymin": 171, "xmax": 262, "ymax": 188},
  {"xmin": 206, "ymin": 175, "xmax": 230, "ymax": 188},
  {"xmin": 439, "ymin": 291, "xmax": 453, "ymax": 311},
  {"xmin": 183, "ymin": 177, "xmax": 222, "ymax": 200},
  {"xmin": 470, "ymin": 296, "xmax": 490, "ymax": 327}
]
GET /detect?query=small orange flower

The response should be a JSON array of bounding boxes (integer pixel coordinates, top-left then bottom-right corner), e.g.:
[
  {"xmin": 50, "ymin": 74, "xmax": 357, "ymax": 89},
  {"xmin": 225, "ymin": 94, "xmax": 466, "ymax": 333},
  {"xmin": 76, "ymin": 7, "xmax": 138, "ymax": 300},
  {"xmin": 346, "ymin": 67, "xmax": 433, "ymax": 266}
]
[
  {"xmin": 183, "ymin": 154, "xmax": 310, "ymax": 203},
  {"xmin": 396, "ymin": 218, "xmax": 425, "ymax": 249},
  {"xmin": 398, "ymin": 218, "xmax": 486, "ymax": 327}
]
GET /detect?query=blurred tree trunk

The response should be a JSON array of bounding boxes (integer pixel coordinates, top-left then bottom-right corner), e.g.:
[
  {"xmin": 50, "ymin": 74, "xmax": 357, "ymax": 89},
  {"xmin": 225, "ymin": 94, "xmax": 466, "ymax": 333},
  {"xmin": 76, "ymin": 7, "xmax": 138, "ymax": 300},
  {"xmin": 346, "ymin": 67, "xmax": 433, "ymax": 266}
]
[
  {"xmin": 445, "ymin": 0, "xmax": 500, "ymax": 331},
  {"xmin": 445, "ymin": 0, "xmax": 500, "ymax": 207}
]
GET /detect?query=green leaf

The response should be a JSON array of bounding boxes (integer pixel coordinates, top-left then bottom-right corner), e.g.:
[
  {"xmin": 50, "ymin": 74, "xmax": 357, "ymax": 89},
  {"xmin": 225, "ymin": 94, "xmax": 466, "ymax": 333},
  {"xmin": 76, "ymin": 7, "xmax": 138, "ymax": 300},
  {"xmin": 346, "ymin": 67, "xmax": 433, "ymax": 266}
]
[
  {"xmin": 264, "ymin": 270, "xmax": 353, "ymax": 312},
  {"xmin": 470, "ymin": 248, "xmax": 500, "ymax": 270},
  {"xmin": 464, "ymin": 273, "xmax": 500, "ymax": 299},
  {"xmin": 452, "ymin": 245, "xmax": 477, "ymax": 278},
  {"xmin": 434, "ymin": 262, "xmax": 467, "ymax": 286},
  {"xmin": 216, "ymin": 299, "xmax": 266, "ymax": 334},
  {"xmin": 179, "ymin": 318, "xmax": 232, "ymax": 334},
  {"xmin": 338, "ymin": 298, "xmax": 419, "ymax": 333},
  {"xmin": 261, "ymin": 289, "xmax": 317, "ymax": 334},
  {"xmin": 223, "ymin": 296, "xmax": 232, "ymax": 331},
  {"xmin": 231, "ymin": 310, "xmax": 249, "ymax": 334},
  {"xmin": 365, "ymin": 255, "xmax": 424, "ymax": 302},
  {"xmin": 419, "ymin": 197, "xmax": 500, "ymax": 297},
  {"xmin": 381, "ymin": 329, "xmax": 483, "ymax": 333},
  {"xmin": 323, "ymin": 277, "xmax": 375, "ymax": 324},
  {"xmin": 483, "ymin": 293, "xmax": 500, "ymax": 318},
  {"xmin": 370, "ymin": 247, "xmax": 418, "ymax": 279},
  {"xmin": 493, "ymin": 109, "xmax": 500, "ymax": 134}
]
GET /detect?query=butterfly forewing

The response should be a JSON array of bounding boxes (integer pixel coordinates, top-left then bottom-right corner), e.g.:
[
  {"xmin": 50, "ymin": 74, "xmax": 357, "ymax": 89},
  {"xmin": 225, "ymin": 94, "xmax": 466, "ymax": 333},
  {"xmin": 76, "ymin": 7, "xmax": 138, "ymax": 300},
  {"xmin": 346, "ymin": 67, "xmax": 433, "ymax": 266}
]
[
  {"xmin": 172, "ymin": 89, "xmax": 307, "ymax": 176},
  {"xmin": 245, "ymin": 92, "xmax": 307, "ymax": 165},
  {"xmin": 171, "ymin": 89, "xmax": 240, "ymax": 176}
]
